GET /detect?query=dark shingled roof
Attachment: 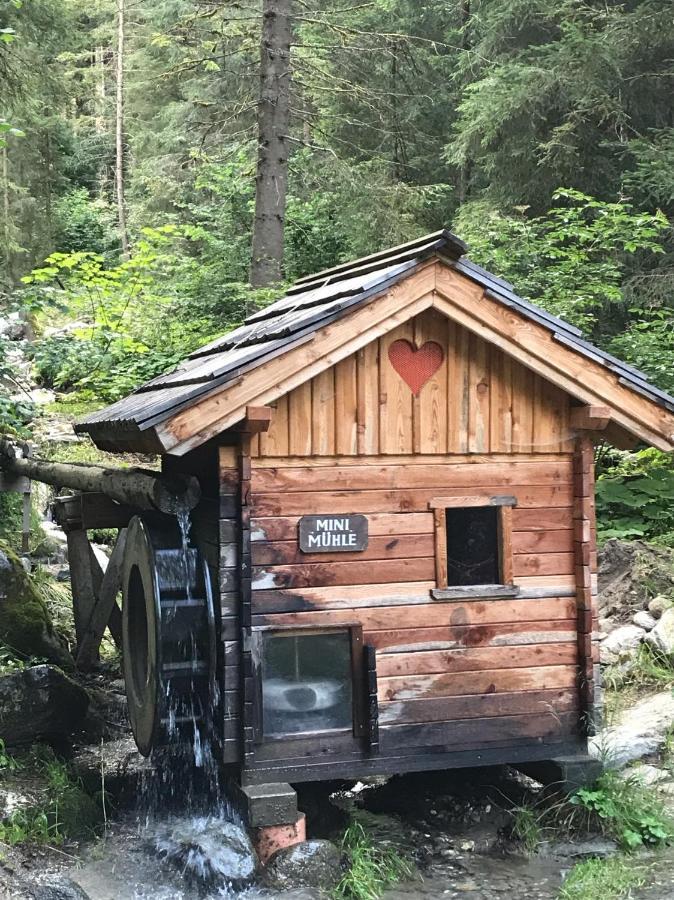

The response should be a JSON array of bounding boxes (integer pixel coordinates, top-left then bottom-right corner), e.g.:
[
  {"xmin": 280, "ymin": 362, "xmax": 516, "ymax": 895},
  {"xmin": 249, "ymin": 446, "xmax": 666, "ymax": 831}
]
[{"xmin": 75, "ymin": 228, "xmax": 674, "ymax": 449}]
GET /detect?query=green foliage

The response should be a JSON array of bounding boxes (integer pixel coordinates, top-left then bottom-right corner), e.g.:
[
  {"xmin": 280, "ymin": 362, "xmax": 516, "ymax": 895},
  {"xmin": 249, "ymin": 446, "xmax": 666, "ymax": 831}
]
[
  {"xmin": 22, "ymin": 225, "xmax": 263, "ymax": 401},
  {"xmin": 571, "ymin": 771, "xmax": 674, "ymax": 850},
  {"xmin": 595, "ymin": 449, "xmax": 674, "ymax": 544},
  {"xmin": 455, "ymin": 190, "xmax": 668, "ymax": 335},
  {"xmin": 334, "ymin": 820, "xmax": 414, "ymax": 900},
  {"xmin": 510, "ymin": 805, "xmax": 541, "ymax": 853},
  {"xmin": 559, "ymin": 857, "xmax": 648, "ymax": 900},
  {"xmin": 0, "ymin": 745, "xmax": 101, "ymax": 846}
]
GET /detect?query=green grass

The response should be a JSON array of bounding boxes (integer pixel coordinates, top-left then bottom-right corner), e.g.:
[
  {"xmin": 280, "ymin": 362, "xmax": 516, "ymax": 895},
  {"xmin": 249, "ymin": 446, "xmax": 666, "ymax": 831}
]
[
  {"xmin": 603, "ymin": 644, "xmax": 674, "ymax": 721},
  {"xmin": 511, "ymin": 805, "xmax": 542, "ymax": 853},
  {"xmin": 333, "ymin": 820, "xmax": 414, "ymax": 900},
  {"xmin": 509, "ymin": 769, "xmax": 674, "ymax": 854},
  {"xmin": 559, "ymin": 857, "xmax": 648, "ymax": 900},
  {"xmin": 0, "ymin": 744, "xmax": 103, "ymax": 847}
]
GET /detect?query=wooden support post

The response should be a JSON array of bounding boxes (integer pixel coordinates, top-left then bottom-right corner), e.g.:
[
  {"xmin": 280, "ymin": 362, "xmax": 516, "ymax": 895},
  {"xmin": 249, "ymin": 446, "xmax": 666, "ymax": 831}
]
[
  {"xmin": 66, "ymin": 529, "xmax": 99, "ymax": 650},
  {"xmin": 21, "ymin": 488, "xmax": 31, "ymax": 554},
  {"xmin": 573, "ymin": 435, "xmax": 599, "ymax": 736},
  {"xmin": 236, "ymin": 411, "xmax": 270, "ymax": 766},
  {"xmin": 76, "ymin": 529, "xmax": 127, "ymax": 670}
]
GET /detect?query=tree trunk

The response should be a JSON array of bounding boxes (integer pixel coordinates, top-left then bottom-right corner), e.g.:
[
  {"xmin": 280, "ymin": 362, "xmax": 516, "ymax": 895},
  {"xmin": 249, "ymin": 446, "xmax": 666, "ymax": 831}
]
[
  {"xmin": 0, "ymin": 442, "xmax": 200, "ymax": 515},
  {"xmin": 250, "ymin": 0, "xmax": 291, "ymax": 287},
  {"xmin": 115, "ymin": 0, "xmax": 129, "ymax": 258},
  {"xmin": 457, "ymin": 0, "xmax": 471, "ymax": 206},
  {"xmin": 1, "ymin": 146, "xmax": 9, "ymax": 275}
]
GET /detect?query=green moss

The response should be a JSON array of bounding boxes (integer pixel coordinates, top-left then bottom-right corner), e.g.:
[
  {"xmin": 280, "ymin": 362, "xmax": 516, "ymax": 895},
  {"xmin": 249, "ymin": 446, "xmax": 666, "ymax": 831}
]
[{"xmin": 0, "ymin": 542, "xmax": 73, "ymax": 668}]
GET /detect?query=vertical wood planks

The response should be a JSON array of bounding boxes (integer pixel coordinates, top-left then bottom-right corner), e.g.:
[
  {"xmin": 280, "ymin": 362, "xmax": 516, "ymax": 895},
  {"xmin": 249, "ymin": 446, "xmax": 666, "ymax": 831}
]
[
  {"xmin": 357, "ymin": 342, "xmax": 380, "ymax": 455},
  {"xmin": 254, "ymin": 310, "xmax": 572, "ymax": 458},
  {"xmin": 335, "ymin": 356, "xmax": 358, "ymax": 455},
  {"xmin": 448, "ymin": 319, "xmax": 470, "ymax": 453},
  {"xmin": 259, "ymin": 395, "xmax": 289, "ymax": 456},
  {"xmin": 512, "ymin": 361, "xmax": 534, "ymax": 453},
  {"xmin": 414, "ymin": 308, "xmax": 448, "ymax": 454},
  {"xmin": 312, "ymin": 367, "xmax": 335, "ymax": 456},
  {"xmin": 288, "ymin": 380, "xmax": 312, "ymax": 456},
  {"xmin": 468, "ymin": 331, "xmax": 490, "ymax": 453},
  {"xmin": 379, "ymin": 322, "xmax": 415, "ymax": 454}
]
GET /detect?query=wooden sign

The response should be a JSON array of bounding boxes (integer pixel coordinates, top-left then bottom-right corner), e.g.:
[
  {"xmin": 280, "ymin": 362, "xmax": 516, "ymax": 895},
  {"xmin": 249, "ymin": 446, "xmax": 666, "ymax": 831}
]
[{"xmin": 299, "ymin": 515, "xmax": 368, "ymax": 553}]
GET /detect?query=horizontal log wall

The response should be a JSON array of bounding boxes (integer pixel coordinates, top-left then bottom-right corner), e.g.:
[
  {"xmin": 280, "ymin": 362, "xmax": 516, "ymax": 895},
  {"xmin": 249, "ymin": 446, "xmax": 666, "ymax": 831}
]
[
  {"xmin": 246, "ymin": 453, "xmax": 582, "ymax": 770},
  {"xmin": 251, "ymin": 308, "xmax": 574, "ymax": 458}
]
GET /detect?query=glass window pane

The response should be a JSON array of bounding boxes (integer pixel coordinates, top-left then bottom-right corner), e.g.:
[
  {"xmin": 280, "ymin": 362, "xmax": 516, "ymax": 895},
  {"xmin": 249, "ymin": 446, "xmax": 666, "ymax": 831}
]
[
  {"xmin": 261, "ymin": 631, "xmax": 353, "ymax": 736},
  {"xmin": 445, "ymin": 506, "xmax": 500, "ymax": 586}
]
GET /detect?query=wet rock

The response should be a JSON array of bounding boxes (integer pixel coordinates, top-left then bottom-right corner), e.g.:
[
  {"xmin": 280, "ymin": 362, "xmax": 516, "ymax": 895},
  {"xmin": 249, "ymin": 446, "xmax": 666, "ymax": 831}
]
[
  {"xmin": 152, "ymin": 815, "xmax": 257, "ymax": 887},
  {"xmin": 626, "ymin": 763, "xmax": 669, "ymax": 786},
  {"xmin": 0, "ymin": 772, "xmax": 51, "ymax": 820},
  {"xmin": 0, "ymin": 543, "xmax": 73, "ymax": 668},
  {"xmin": 274, "ymin": 892, "xmax": 324, "ymax": 900},
  {"xmin": 548, "ymin": 837, "xmax": 618, "ymax": 859},
  {"xmin": 0, "ymin": 665, "xmax": 89, "ymax": 746},
  {"xmin": 263, "ymin": 840, "xmax": 341, "ymax": 892},
  {"xmin": 71, "ymin": 737, "xmax": 149, "ymax": 801},
  {"xmin": 645, "ymin": 608, "xmax": 674, "ymax": 658},
  {"xmin": 25, "ymin": 875, "xmax": 91, "ymax": 900},
  {"xmin": 599, "ymin": 624, "xmax": 645, "ymax": 664},
  {"xmin": 633, "ymin": 610, "xmax": 657, "ymax": 631},
  {"xmin": 649, "ymin": 595, "xmax": 672, "ymax": 619},
  {"xmin": 598, "ymin": 540, "xmax": 674, "ymax": 620},
  {"xmin": 590, "ymin": 689, "xmax": 674, "ymax": 767}
]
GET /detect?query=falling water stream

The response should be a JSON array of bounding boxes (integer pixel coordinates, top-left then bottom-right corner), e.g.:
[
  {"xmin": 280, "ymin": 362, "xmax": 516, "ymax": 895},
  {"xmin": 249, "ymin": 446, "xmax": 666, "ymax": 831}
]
[{"xmin": 71, "ymin": 506, "xmax": 264, "ymax": 900}]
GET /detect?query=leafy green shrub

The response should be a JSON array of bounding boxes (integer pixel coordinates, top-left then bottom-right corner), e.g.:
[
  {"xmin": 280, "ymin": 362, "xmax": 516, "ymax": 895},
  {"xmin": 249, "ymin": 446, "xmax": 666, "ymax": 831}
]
[
  {"xmin": 334, "ymin": 820, "xmax": 414, "ymax": 900},
  {"xmin": 571, "ymin": 771, "xmax": 673, "ymax": 850},
  {"xmin": 595, "ymin": 449, "xmax": 674, "ymax": 544}
]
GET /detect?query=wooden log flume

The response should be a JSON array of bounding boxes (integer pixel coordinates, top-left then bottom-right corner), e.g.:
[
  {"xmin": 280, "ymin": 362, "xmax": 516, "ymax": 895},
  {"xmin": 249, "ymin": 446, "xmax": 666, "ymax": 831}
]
[{"xmin": 0, "ymin": 439, "xmax": 200, "ymax": 515}]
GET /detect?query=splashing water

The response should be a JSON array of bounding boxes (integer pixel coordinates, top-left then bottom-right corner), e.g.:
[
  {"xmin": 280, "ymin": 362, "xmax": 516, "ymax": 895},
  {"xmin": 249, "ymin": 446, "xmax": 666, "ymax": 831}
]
[{"xmin": 130, "ymin": 505, "xmax": 252, "ymax": 894}]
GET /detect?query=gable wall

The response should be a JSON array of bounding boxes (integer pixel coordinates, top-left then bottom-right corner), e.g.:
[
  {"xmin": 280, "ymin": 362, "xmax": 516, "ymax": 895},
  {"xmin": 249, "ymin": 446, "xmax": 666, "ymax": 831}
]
[{"xmin": 251, "ymin": 308, "xmax": 574, "ymax": 459}]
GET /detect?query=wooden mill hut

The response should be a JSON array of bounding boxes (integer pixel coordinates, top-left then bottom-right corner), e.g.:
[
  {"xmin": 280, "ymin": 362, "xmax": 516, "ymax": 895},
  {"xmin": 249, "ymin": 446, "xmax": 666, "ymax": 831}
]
[{"xmin": 71, "ymin": 230, "xmax": 674, "ymax": 822}]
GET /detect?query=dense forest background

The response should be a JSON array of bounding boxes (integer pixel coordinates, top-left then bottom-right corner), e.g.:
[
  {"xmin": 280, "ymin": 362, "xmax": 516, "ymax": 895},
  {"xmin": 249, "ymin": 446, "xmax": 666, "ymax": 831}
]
[{"xmin": 2, "ymin": 0, "xmax": 674, "ymax": 540}]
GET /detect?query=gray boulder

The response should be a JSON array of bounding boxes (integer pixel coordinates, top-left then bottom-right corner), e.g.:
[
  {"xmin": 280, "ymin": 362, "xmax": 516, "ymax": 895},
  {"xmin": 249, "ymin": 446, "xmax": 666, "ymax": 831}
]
[
  {"xmin": 648, "ymin": 595, "xmax": 672, "ymax": 619},
  {"xmin": 645, "ymin": 608, "xmax": 674, "ymax": 658},
  {"xmin": 590, "ymin": 689, "xmax": 674, "ymax": 767},
  {"xmin": 633, "ymin": 610, "xmax": 657, "ymax": 631},
  {"xmin": 599, "ymin": 624, "xmax": 645, "ymax": 665},
  {"xmin": 0, "ymin": 665, "xmax": 89, "ymax": 746},
  {"xmin": 264, "ymin": 840, "xmax": 342, "ymax": 892},
  {"xmin": 71, "ymin": 737, "xmax": 149, "ymax": 801},
  {"xmin": 26, "ymin": 876, "xmax": 91, "ymax": 900}
]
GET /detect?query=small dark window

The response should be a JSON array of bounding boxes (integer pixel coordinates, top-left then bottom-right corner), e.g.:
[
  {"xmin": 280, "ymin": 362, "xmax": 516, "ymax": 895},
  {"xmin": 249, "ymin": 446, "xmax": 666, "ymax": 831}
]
[
  {"xmin": 445, "ymin": 506, "xmax": 499, "ymax": 586},
  {"xmin": 260, "ymin": 629, "xmax": 354, "ymax": 737}
]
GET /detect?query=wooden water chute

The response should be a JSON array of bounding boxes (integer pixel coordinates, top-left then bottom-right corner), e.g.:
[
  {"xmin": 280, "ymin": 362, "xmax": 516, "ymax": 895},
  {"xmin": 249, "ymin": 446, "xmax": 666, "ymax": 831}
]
[{"xmin": 61, "ymin": 230, "xmax": 674, "ymax": 802}]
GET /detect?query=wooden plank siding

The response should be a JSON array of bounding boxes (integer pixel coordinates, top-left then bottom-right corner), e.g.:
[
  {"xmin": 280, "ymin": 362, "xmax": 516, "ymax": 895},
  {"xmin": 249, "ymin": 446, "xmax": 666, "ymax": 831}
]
[
  {"xmin": 251, "ymin": 309, "xmax": 573, "ymax": 458},
  {"xmin": 245, "ymin": 453, "xmax": 580, "ymax": 761}
]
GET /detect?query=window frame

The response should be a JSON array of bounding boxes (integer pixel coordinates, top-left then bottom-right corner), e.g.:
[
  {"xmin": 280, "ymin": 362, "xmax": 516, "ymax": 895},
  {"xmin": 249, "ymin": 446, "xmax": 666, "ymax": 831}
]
[
  {"xmin": 429, "ymin": 494, "xmax": 519, "ymax": 601},
  {"xmin": 250, "ymin": 624, "xmax": 366, "ymax": 743}
]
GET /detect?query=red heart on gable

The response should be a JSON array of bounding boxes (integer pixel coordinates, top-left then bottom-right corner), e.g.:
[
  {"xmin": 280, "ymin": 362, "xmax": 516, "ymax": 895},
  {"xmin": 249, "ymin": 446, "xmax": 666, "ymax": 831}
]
[{"xmin": 388, "ymin": 339, "xmax": 444, "ymax": 396}]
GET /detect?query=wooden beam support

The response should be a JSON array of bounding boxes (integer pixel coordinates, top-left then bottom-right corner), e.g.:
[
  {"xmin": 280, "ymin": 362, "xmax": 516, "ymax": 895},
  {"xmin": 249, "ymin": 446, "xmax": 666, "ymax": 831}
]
[
  {"xmin": 66, "ymin": 529, "xmax": 99, "ymax": 650},
  {"xmin": 237, "ymin": 406, "xmax": 273, "ymax": 435},
  {"xmin": 76, "ymin": 530, "xmax": 127, "ymax": 670},
  {"xmin": 570, "ymin": 406, "xmax": 612, "ymax": 431}
]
